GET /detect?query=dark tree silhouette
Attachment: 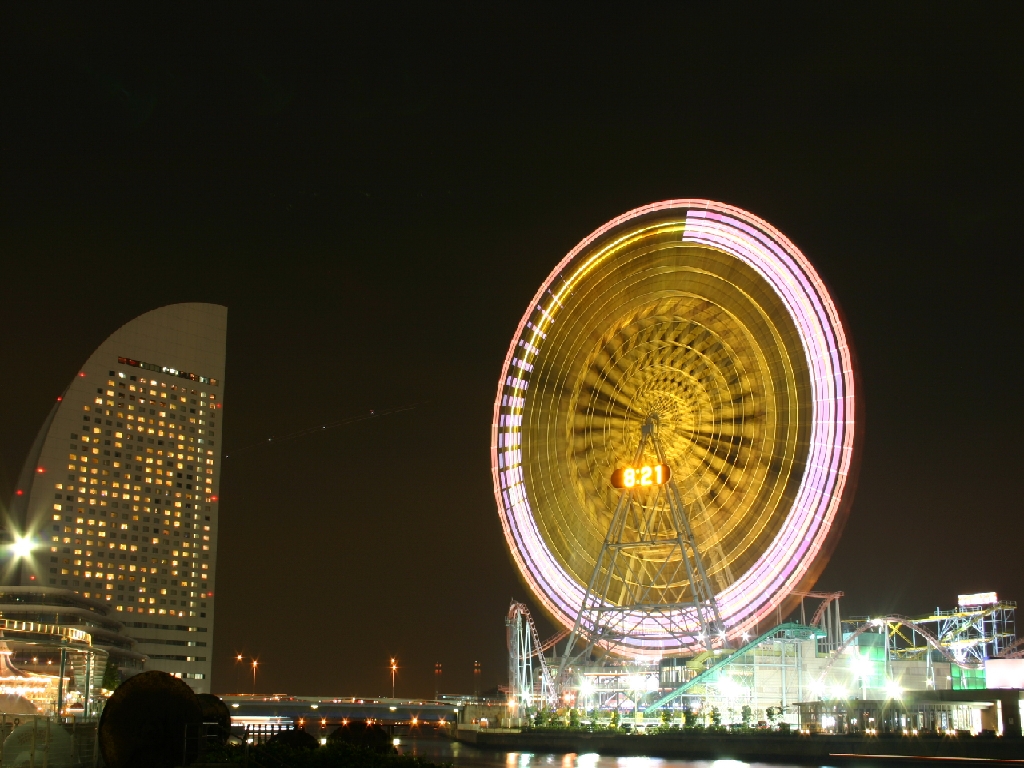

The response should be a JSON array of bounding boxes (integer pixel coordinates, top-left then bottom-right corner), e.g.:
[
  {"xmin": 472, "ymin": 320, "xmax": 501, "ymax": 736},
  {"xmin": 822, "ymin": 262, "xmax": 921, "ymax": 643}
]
[
  {"xmin": 98, "ymin": 670, "xmax": 203, "ymax": 768},
  {"xmin": 268, "ymin": 727, "xmax": 319, "ymax": 750},
  {"xmin": 327, "ymin": 720, "xmax": 393, "ymax": 753},
  {"xmin": 197, "ymin": 693, "xmax": 231, "ymax": 743}
]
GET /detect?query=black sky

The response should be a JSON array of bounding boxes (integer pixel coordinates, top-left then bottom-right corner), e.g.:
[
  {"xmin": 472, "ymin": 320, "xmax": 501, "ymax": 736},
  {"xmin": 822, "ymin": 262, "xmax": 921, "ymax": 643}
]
[{"xmin": 1, "ymin": 6, "xmax": 1022, "ymax": 698}]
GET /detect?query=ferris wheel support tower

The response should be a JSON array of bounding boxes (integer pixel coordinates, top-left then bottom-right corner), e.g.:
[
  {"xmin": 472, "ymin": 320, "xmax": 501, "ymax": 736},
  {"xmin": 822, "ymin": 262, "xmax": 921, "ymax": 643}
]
[{"xmin": 557, "ymin": 416, "xmax": 725, "ymax": 685}]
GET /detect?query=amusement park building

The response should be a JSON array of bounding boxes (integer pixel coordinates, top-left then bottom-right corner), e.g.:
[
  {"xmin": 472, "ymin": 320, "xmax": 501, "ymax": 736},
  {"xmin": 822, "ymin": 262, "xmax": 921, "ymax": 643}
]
[
  {"xmin": 0, "ymin": 586, "xmax": 146, "ymax": 677},
  {"xmin": 4, "ymin": 303, "xmax": 226, "ymax": 693},
  {"xmin": 582, "ymin": 598, "xmax": 1019, "ymax": 734}
]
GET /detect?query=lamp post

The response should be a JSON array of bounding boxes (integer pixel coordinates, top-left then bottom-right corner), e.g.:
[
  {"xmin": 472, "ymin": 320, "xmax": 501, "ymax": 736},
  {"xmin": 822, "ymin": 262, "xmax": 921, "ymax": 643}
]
[
  {"xmin": 234, "ymin": 654, "xmax": 244, "ymax": 693},
  {"xmin": 390, "ymin": 658, "xmax": 397, "ymax": 698},
  {"xmin": 252, "ymin": 659, "xmax": 259, "ymax": 695}
]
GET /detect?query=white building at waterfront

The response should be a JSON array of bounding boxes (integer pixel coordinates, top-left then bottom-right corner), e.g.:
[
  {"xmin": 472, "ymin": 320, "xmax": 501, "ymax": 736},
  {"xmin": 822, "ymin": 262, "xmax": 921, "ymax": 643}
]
[{"xmin": 5, "ymin": 303, "xmax": 226, "ymax": 693}]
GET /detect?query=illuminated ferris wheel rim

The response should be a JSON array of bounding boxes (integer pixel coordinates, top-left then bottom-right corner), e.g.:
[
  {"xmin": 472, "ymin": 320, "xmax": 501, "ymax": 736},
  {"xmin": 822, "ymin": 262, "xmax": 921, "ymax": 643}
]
[{"xmin": 492, "ymin": 200, "xmax": 857, "ymax": 648}]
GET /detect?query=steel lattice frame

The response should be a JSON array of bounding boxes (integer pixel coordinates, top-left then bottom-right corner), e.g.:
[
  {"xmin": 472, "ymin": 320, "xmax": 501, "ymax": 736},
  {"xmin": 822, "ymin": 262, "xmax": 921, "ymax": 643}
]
[
  {"xmin": 492, "ymin": 200, "xmax": 858, "ymax": 656},
  {"xmin": 506, "ymin": 601, "xmax": 555, "ymax": 709}
]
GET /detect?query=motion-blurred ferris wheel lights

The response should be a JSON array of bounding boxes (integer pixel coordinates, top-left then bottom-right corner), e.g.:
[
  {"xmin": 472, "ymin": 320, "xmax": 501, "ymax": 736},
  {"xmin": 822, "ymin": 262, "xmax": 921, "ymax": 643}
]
[{"xmin": 493, "ymin": 200, "xmax": 859, "ymax": 652}]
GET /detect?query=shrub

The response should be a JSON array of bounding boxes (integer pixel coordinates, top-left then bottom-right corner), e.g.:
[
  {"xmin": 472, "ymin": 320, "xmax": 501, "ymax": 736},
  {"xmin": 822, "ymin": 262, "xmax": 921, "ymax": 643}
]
[
  {"xmin": 328, "ymin": 720, "xmax": 393, "ymax": 754},
  {"xmin": 269, "ymin": 729, "xmax": 319, "ymax": 750}
]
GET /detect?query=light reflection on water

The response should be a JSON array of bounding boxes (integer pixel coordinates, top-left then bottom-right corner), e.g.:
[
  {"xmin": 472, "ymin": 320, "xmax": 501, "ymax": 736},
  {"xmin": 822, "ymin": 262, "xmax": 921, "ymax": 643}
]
[{"xmin": 396, "ymin": 737, "xmax": 832, "ymax": 768}]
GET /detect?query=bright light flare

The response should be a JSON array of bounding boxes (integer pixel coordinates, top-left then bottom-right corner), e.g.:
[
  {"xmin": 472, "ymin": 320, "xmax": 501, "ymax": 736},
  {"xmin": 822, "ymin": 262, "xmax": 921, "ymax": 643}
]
[
  {"xmin": 852, "ymin": 653, "xmax": 872, "ymax": 679},
  {"xmin": 10, "ymin": 537, "xmax": 34, "ymax": 559},
  {"xmin": 717, "ymin": 675, "xmax": 746, "ymax": 698}
]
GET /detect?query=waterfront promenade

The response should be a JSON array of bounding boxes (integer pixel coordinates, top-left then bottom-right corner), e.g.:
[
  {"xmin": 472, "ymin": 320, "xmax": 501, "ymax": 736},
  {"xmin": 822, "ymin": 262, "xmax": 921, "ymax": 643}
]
[{"xmin": 457, "ymin": 728, "xmax": 1024, "ymax": 763}]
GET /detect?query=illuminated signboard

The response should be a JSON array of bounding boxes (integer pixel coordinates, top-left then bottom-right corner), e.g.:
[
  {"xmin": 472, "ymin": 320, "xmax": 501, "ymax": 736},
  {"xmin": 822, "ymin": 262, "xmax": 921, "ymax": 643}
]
[
  {"xmin": 985, "ymin": 659, "xmax": 1024, "ymax": 689},
  {"xmin": 958, "ymin": 592, "xmax": 998, "ymax": 607},
  {"xmin": 610, "ymin": 464, "xmax": 672, "ymax": 489}
]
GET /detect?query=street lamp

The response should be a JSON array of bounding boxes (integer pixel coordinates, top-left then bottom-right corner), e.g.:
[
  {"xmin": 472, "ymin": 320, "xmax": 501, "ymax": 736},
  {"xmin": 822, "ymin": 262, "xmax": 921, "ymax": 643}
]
[
  {"xmin": 234, "ymin": 654, "xmax": 244, "ymax": 693},
  {"xmin": 390, "ymin": 658, "xmax": 398, "ymax": 698},
  {"xmin": 252, "ymin": 659, "xmax": 259, "ymax": 695},
  {"xmin": 10, "ymin": 536, "xmax": 34, "ymax": 559}
]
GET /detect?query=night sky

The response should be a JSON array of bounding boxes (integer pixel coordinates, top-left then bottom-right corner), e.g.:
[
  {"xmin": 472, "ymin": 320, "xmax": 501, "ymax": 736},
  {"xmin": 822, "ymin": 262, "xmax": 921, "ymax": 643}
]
[{"xmin": 1, "ymin": 7, "xmax": 1021, "ymax": 698}]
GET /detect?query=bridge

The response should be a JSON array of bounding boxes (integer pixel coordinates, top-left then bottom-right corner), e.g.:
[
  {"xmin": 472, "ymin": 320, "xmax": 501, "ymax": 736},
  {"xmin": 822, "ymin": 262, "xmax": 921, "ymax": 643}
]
[{"xmin": 222, "ymin": 694, "xmax": 461, "ymax": 727}]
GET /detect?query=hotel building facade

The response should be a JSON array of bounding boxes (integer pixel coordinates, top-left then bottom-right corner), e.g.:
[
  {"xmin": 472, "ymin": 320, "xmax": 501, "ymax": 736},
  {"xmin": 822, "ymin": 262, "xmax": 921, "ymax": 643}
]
[{"xmin": 6, "ymin": 303, "xmax": 226, "ymax": 693}]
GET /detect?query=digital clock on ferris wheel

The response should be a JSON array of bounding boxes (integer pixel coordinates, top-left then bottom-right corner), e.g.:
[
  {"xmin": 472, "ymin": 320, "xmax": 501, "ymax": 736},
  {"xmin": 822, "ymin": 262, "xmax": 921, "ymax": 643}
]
[{"xmin": 610, "ymin": 464, "xmax": 672, "ymax": 489}]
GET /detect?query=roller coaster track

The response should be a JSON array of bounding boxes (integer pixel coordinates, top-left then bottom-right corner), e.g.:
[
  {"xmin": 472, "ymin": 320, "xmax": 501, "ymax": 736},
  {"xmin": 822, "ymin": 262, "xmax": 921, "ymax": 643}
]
[
  {"xmin": 995, "ymin": 636, "xmax": 1024, "ymax": 659},
  {"xmin": 506, "ymin": 603, "xmax": 567, "ymax": 657},
  {"xmin": 506, "ymin": 601, "xmax": 556, "ymax": 706},
  {"xmin": 535, "ymin": 628, "xmax": 569, "ymax": 655},
  {"xmin": 816, "ymin": 615, "xmax": 983, "ymax": 683},
  {"xmin": 796, "ymin": 591, "xmax": 844, "ymax": 627}
]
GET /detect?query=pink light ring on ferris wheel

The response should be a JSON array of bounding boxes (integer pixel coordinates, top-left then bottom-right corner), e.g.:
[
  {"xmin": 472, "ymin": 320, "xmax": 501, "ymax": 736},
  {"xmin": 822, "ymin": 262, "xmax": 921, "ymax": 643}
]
[
  {"xmin": 675, "ymin": 226, "xmax": 835, "ymax": 513},
  {"xmin": 688, "ymin": 207, "xmax": 843, "ymax": 363},
  {"xmin": 675, "ymin": 228, "xmax": 843, "ymax": 638},
  {"xmin": 678, "ymin": 223, "xmax": 841, "ymax": 529},
  {"xmin": 679, "ymin": 209, "xmax": 851, "ymax": 629},
  {"xmin": 507, "ymin": 488, "xmax": 586, "ymax": 623},
  {"xmin": 690, "ymin": 212, "xmax": 847, "ymax": 416},
  {"xmin": 732, "ymin": 361, "xmax": 848, "ymax": 614},
  {"xmin": 505, "ymin": 494, "xmax": 551, "ymax": 598}
]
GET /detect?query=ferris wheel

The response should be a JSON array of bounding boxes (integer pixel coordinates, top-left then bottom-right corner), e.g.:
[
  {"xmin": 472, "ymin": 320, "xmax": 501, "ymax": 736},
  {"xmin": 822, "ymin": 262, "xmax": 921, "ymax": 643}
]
[{"xmin": 492, "ymin": 200, "xmax": 859, "ymax": 666}]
